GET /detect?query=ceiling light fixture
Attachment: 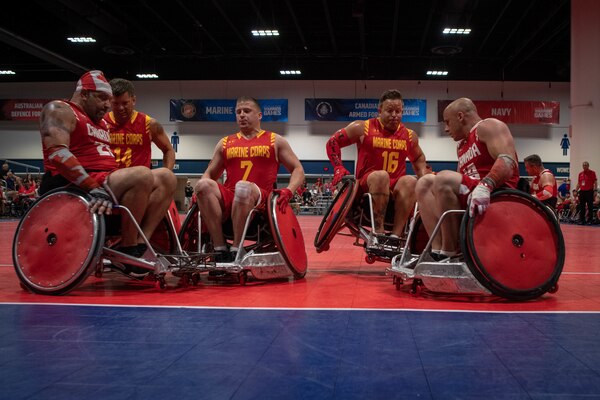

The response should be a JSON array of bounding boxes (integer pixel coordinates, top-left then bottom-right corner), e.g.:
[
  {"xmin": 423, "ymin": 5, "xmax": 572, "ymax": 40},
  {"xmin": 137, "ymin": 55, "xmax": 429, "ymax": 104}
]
[
  {"xmin": 67, "ymin": 37, "xmax": 97, "ymax": 43},
  {"xmin": 279, "ymin": 70, "xmax": 301, "ymax": 75},
  {"xmin": 442, "ymin": 28, "xmax": 471, "ymax": 35},
  {"xmin": 252, "ymin": 29, "xmax": 279, "ymax": 36},
  {"xmin": 0, "ymin": 70, "xmax": 16, "ymax": 75},
  {"xmin": 426, "ymin": 70, "xmax": 448, "ymax": 76},
  {"xmin": 136, "ymin": 73, "xmax": 159, "ymax": 79}
]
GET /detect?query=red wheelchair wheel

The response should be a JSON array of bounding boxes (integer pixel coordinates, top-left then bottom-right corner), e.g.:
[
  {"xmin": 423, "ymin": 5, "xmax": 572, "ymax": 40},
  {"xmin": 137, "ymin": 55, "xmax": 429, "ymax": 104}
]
[
  {"xmin": 460, "ymin": 190, "xmax": 565, "ymax": 300},
  {"xmin": 269, "ymin": 193, "xmax": 308, "ymax": 279},
  {"xmin": 314, "ymin": 177, "xmax": 358, "ymax": 251},
  {"xmin": 409, "ymin": 214, "xmax": 429, "ymax": 255},
  {"xmin": 178, "ymin": 203, "xmax": 200, "ymax": 252},
  {"xmin": 12, "ymin": 188, "xmax": 105, "ymax": 295},
  {"xmin": 149, "ymin": 201, "xmax": 180, "ymax": 254}
]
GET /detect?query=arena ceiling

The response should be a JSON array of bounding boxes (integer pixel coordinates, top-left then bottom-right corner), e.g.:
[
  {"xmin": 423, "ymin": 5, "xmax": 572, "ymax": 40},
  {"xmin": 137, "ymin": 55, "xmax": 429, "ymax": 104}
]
[{"xmin": 0, "ymin": 0, "xmax": 570, "ymax": 83}]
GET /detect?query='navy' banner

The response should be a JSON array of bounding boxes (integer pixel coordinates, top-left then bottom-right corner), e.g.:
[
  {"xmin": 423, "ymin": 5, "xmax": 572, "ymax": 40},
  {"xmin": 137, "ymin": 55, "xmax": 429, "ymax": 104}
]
[
  {"xmin": 305, "ymin": 98, "xmax": 426, "ymax": 122},
  {"xmin": 170, "ymin": 99, "xmax": 288, "ymax": 122}
]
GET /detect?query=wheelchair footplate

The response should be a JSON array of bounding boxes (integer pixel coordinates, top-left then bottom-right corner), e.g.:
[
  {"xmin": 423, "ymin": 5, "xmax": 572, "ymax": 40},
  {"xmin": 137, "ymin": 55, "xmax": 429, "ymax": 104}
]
[
  {"xmin": 363, "ymin": 232, "xmax": 405, "ymax": 264},
  {"xmin": 388, "ymin": 252, "xmax": 491, "ymax": 295},
  {"xmin": 206, "ymin": 250, "xmax": 294, "ymax": 285}
]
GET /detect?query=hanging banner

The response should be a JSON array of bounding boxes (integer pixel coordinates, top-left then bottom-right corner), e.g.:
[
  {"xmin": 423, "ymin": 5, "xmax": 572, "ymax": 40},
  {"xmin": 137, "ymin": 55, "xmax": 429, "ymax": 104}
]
[
  {"xmin": 0, "ymin": 99, "xmax": 52, "ymax": 121},
  {"xmin": 437, "ymin": 100, "xmax": 560, "ymax": 124},
  {"xmin": 170, "ymin": 99, "xmax": 288, "ymax": 122},
  {"xmin": 304, "ymin": 98, "xmax": 426, "ymax": 122}
]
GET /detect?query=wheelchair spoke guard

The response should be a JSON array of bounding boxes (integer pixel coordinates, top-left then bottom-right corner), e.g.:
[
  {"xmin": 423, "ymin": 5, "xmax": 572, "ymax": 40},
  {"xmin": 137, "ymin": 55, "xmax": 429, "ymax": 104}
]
[
  {"xmin": 13, "ymin": 188, "xmax": 105, "ymax": 295},
  {"xmin": 269, "ymin": 192, "xmax": 308, "ymax": 279},
  {"xmin": 460, "ymin": 189, "xmax": 564, "ymax": 300},
  {"xmin": 314, "ymin": 177, "xmax": 358, "ymax": 251}
]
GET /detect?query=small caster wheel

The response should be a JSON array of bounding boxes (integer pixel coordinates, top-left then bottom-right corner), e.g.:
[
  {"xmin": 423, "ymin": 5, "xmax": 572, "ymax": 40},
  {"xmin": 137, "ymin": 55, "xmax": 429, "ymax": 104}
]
[
  {"xmin": 239, "ymin": 271, "xmax": 247, "ymax": 286},
  {"xmin": 395, "ymin": 278, "xmax": 403, "ymax": 291},
  {"xmin": 155, "ymin": 277, "xmax": 167, "ymax": 290},
  {"xmin": 95, "ymin": 270, "xmax": 103, "ymax": 278},
  {"xmin": 548, "ymin": 283, "xmax": 559, "ymax": 294},
  {"xmin": 191, "ymin": 273, "xmax": 200, "ymax": 286},
  {"xmin": 392, "ymin": 275, "xmax": 397, "ymax": 284},
  {"xmin": 410, "ymin": 280, "xmax": 420, "ymax": 295},
  {"xmin": 365, "ymin": 255, "xmax": 375, "ymax": 264}
]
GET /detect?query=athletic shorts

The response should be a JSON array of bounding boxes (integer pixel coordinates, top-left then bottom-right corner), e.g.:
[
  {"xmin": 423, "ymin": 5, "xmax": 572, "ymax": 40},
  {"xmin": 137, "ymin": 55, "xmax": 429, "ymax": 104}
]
[{"xmin": 217, "ymin": 182, "xmax": 270, "ymax": 220}]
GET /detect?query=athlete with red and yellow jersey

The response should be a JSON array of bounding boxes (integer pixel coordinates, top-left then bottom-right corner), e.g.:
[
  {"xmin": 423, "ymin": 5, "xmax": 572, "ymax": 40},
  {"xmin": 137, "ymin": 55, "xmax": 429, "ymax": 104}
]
[
  {"xmin": 326, "ymin": 89, "xmax": 429, "ymax": 238},
  {"xmin": 196, "ymin": 96, "xmax": 304, "ymax": 262}
]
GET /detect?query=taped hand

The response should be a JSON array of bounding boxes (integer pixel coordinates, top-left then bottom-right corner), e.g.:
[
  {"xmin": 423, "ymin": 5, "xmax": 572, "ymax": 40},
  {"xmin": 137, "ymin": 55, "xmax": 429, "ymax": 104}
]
[
  {"xmin": 332, "ymin": 165, "xmax": 351, "ymax": 186},
  {"xmin": 468, "ymin": 183, "xmax": 492, "ymax": 217},
  {"xmin": 274, "ymin": 188, "xmax": 293, "ymax": 213}
]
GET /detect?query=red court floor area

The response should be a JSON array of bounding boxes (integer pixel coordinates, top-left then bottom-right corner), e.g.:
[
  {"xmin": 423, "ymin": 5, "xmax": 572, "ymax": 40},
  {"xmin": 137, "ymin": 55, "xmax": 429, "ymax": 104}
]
[{"xmin": 1, "ymin": 216, "xmax": 599, "ymax": 312}]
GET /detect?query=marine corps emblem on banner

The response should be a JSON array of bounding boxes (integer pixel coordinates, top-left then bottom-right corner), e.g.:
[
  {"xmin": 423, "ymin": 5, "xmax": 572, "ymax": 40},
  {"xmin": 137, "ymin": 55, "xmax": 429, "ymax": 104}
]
[
  {"xmin": 316, "ymin": 101, "xmax": 332, "ymax": 119},
  {"xmin": 181, "ymin": 102, "xmax": 197, "ymax": 119}
]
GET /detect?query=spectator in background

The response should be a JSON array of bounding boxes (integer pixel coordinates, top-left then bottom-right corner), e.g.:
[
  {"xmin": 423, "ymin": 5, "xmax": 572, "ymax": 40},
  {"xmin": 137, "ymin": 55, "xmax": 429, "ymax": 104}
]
[
  {"xmin": 575, "ymin": 161, "xmax": 597, "ymax": 224},
  {"xmin": 184, "ymin": 180, "xmax": 194, "ymax": 210},
  {"xmin": 557, "ymin": 178, "xmax": 570, "ymax": 200}
]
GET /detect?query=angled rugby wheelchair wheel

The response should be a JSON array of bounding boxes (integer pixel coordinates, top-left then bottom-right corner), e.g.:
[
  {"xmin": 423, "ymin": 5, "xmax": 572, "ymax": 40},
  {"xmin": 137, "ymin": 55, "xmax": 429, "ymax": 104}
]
[
  {"xmin": 314, "ymin": 177, "xmax": 358, "ymax": 252},
  {"xmin": 460, "ymin": 189, "xmax": 565, "ymax": 300},
  {"xmin": 178, "ymin": 203, "xmax": 201, "ymax": 252},
  {"xmin": 13, "ymin": 187, "xmax": 105, "ymax": 295},
  {"xmin": 269, "ymin": 193, "xmax": 308, "ymax": 279},
  {"xmin": 149, "ymin": 200, "xmax": 180, "ymax": 254}
]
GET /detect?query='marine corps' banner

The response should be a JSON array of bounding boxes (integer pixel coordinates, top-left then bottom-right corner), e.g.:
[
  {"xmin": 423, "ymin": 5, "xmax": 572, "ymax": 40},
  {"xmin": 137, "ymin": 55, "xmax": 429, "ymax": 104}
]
[
  {"xmin": 170, "ymin": 99, "xmax": 288, "ymax": 122},
  {"xmin": 305, "ymin": 98, "xmax": 427, "ymax": 122},
  {"xmin": 437, "ymin": 100, "xmax": 560, "ymax": 124},
  {"xmin": 0, "ymin": 99, "xmax": 52, "ymax": 121}
]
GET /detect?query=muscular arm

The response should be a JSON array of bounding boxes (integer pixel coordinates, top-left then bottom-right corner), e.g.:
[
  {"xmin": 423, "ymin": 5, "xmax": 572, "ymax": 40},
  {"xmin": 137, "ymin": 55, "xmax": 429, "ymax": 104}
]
[
  {"xmin": 276, "ymin": 135, "xmax": 305, "ymax": 194},
  {"xmin": 149, "ymin": 118, "xmax": 176, "ymax": 170},
  {"xmin": 202, "ymin": 140, "xmax": 225, "ymax": 181},
  {"xmin": 325, "ymin": 120, "xmax": 364, "ymax": 167},
  {"xmin": 477, "ymin": 119, "xmax": 518, "ymax": 189},
  {"xmin": 537, "ymin": 172, "xmax": 557, "ymax": 200},
  {"xmin": 40, "ymin": 101, "xmax": 100, "ymax": 190},
  {"xmin": 407, "ymin": 132, "xmax": 429, "ymax": 178}
]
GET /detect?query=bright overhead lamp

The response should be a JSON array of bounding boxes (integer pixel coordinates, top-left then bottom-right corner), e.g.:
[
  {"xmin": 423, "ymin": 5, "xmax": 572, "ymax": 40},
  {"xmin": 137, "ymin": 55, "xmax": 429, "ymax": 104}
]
[
  {"xmin": 0, "ymin": 70, "xmax": 16, "ymax": 75},
  {"xmin": 252, "ymin": 29, "xmax": 279, "ymax": 36},
  {"xmin": 136, "ymin": 73, "xmax": 159, "ymax": 79},
  {"xmin": 442, "ymin": 28, "xmax": 471, "ymax": 35},
  {"xmin": 426, "ymin": 70, "xmax": 448, "ymax": 76},
  {"xmin": 279, "ymin": 70, "xmax": 301, "ymax": 75},
  {"xmin": 67, "ymin": 37, "xmax": 97, "ymax": 43}
]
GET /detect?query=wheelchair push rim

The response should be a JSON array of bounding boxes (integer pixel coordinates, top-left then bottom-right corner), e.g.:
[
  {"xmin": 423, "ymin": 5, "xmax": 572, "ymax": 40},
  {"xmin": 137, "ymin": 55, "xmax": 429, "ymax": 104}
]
[
  {"xmin": 313, "ymin": 177, "xmax": 358, "ymax": 251},
  {"xmin": 269, "ymin": 192, "xmax": 308, "ymax": 279},
  {"xmin": 13, "ymin": 188, "xmax": 105, "ymax": 295},
  {"xmin": 460, "ymin": 189, "xmax": 565, "ymax": 300}
]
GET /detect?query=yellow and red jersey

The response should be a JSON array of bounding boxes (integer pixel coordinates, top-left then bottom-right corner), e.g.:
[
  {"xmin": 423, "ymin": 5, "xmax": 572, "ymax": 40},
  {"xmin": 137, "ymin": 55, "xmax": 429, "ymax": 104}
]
[
  {"xmin": 222, "ymin": 130, "xmax": 279, "ymax": 193},
  {"xmin": 104, "ymin": 110, "xmax": 152, "ymax": 168}
]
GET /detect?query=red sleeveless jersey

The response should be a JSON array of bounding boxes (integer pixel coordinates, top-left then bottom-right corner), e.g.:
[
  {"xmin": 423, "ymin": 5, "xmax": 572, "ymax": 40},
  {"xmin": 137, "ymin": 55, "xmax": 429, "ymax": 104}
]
[
  {"xmin": 43, "ymin": 101, "xmax": 116, "ymax": 174},
  {"xmin": 222, "ymin": 130, "xmax": 279, "ymax": 192},
  {"xmin": 104, "ymin": 110, "xmax": 152, "ymax": 168},
  {"xmin": 355, "ymin": 118, "xmax": 415, "ymax": 180},
  {"xmin": 456, "ymin": 120, "xmax": 519, "ymax": 188},
  {"xmin": 531, "ymin": 169, "xmax": 557, "ymax": 198}
]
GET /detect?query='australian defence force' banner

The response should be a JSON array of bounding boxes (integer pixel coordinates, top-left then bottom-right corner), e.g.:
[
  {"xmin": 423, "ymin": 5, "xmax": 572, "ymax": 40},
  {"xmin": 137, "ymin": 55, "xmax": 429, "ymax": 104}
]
[
  {"xmin": 305, "ymin": 98, "xmax": 427, "ymax": 122},
  {"xmin": 170, "ymin": 99, "xmax": 288, "ymax": 122},
  {"xmin": 0, "ymin": 99, "xmax": 52, "ymax": 121}
]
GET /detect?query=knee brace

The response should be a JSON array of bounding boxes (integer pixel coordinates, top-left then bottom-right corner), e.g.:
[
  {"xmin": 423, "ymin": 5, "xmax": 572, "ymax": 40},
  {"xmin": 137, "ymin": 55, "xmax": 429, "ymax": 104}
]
[{"xmin": 234, "ymin": 181, "xmax": 255, "ymax": 205}]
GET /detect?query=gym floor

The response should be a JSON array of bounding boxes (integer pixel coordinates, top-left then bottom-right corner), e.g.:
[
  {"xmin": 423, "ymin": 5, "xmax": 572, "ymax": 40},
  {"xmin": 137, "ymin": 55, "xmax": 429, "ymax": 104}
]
[{"xmin": 1, "ymin": 216, "xmax": 599, "ymax": 399}]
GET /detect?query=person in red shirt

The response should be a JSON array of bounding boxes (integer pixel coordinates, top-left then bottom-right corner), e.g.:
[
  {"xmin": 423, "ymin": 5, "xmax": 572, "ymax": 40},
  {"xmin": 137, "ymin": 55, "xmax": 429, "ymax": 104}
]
[
  {"xmin": 326, "ymin": 89, "xmax": 429, "ymax": 239},
  {"xmin": 195, "ymin": 96, "xmax": 305, "ymax": 263},
  {"xmin": 416, "ymin": 98, "xmax": 519, "ymax": 260},
  {"xmin": 38, "ymin": 70, "xmax": 170, "ymax": 261},
  {"xmin": 524, "ymin": 154, "xmax": 557, "ymax": 209},
  {"xmin": 575, "ymin": 161, "xmax": 598, "ymax": 224}
]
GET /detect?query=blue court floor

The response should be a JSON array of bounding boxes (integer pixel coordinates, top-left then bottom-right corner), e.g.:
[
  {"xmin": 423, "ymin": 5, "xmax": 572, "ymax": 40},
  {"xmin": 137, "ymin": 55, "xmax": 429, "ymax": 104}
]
[{"xmin": 1, "ymin": 303, "xmax": 600, "ymax": 400}]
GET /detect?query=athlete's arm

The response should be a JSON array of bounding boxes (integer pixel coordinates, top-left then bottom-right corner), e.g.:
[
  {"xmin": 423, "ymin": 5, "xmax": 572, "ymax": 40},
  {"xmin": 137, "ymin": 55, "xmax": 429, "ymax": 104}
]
[
  {"xmin": 476, "ymin": 119, "xmax": 518, "ymax": 189},
  {"xmin": 149, "ymin": 118, "xmax": 176, "ymax": 170},
  {"xmin": 407, "ymin": 132, "xmax": 429, "ymax": 178},
  {"xmin": 275, "ymin": 135, "xmax": 305, "ymax": 194},
  {"xmin": 202, "ymin": 140, "xmax": 226, "ymax": 181}
]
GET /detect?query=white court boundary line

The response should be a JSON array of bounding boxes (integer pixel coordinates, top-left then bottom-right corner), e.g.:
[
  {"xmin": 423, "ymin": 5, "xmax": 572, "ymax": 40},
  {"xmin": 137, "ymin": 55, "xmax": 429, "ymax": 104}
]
[{"xmin": 1, "ymin": 301, "xmax": 600, "ymax": 314}]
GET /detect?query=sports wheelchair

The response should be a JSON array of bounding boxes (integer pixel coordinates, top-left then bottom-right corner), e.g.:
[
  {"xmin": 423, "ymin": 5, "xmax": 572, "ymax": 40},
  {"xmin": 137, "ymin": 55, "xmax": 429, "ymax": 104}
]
[
  {"xmin": 13, "ymin": 186, "xmax": 307, "ymax": 295},
  {"xmin": 178, "ymin": 194, "xmax": 307, "ymax": 285},
  {"xmin": 314, "ymin": 176, "xmax": 429, "ymax": 264},
  {"xmin": 387, "ymin": 189, "xmax": 565, "ymax": 301}
]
